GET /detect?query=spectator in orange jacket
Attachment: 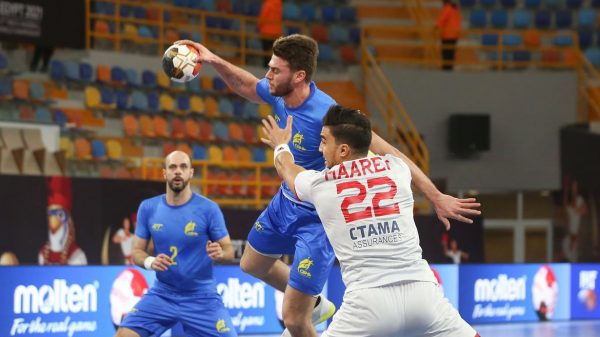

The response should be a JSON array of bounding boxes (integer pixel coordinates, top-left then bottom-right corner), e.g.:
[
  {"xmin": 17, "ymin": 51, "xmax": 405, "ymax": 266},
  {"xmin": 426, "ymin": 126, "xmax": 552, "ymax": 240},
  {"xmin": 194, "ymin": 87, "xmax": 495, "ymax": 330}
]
[
  {"xmin": 258, "ymin": 0, "xmax": 282, "ymax": 67},
  {"xmin": 436, "ymin": 0, "xmax": 462, "ymax": 70}
]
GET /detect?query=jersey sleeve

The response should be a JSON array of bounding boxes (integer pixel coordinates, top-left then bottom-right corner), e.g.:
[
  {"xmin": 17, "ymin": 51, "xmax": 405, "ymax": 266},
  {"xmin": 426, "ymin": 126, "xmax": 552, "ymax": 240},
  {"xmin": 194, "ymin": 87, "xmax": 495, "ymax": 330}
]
[
  {"xmin": 207, "ymin": 202, "xmax": 229, "ymax": 242},
  {"xmin": 134, "ymin": 201, "xmax": 150, "ymax": 240},
  {"xmin": 294, "ymin": 170, "xmax": 321, "ymax": 203},
  {"xmin": 256, "ymin": 78, "xmax": 276, "ymax": 105}
]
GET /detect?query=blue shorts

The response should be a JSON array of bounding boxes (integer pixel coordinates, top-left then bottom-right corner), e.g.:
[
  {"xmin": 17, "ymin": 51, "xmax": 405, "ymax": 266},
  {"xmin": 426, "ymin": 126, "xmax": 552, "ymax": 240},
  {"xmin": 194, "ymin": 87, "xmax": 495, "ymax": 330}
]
[
  {"xmin": 120, "ymin": 286, "xmax": 237, "ymax": 337},
  {"xmin": 248, "ymin": 189, "xmax": 335, "ymax": 295}
]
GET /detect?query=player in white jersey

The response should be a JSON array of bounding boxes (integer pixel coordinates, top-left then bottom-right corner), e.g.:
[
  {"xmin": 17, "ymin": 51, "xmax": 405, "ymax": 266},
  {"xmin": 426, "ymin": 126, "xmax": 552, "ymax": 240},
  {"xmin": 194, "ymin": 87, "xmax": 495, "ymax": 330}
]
[{"xmin": 261, "ymin": 105, "xmax": 480, "ymax": 337}]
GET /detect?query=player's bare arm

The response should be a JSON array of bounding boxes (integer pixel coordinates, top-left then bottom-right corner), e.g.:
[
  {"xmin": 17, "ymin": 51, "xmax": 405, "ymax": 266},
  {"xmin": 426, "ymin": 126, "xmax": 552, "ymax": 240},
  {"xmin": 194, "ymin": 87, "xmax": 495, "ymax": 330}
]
[
  {"xmin": 174, "ymin": 40, "xmax": 265, "ymax": 104},
  {"xmin": 370, "ymin": 132, "xmax": 481, "ymax": 229},
  {"xmin": 260, "ymin": 115, "xmax": 306, "ymax": 196},
  {"xmin": 206, "ymin": 235, "xmax": 235, "ymax": 263},
  {"xmin": 131, "ymin": 235, "xmax": 172, "ymax": 271}
]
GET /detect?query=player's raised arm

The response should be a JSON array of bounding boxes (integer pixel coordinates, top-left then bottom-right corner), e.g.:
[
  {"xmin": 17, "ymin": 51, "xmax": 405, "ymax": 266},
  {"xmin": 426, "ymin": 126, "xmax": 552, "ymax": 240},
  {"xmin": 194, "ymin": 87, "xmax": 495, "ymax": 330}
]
[
  {"xmin": 174, "ymin": 40, "xmax": 264, "ymax": 104},
  {"xmin": 260, "ymin": 115, "xmax": 305, "ymax": 196},
  {"xmin": 369, "ymin": 131, "xmax": 481, "ymax": 229}
]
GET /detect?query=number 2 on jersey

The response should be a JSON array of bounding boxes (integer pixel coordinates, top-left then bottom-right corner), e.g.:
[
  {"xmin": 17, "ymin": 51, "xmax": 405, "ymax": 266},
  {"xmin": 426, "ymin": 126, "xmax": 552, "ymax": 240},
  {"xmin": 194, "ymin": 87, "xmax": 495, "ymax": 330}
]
[
  {"xmin": 336, "ymin": 176, "xmax": 400, "ymax": 223},
  {"xmin": 169, "ymin": 246, "xmax": 178, "ymax": 265}
]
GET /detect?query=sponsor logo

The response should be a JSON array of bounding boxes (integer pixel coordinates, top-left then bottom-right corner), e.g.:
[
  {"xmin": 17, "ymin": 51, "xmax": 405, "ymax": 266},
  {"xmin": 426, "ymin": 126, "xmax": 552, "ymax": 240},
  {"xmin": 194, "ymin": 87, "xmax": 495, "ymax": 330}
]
[
  {"xmin": 184, "ymin": 221, "xmax": 198, "ymax": 236},
  {"xmin": 472, "ymin": 274, "xmax": 527, "ymax": 320},
  {"xmin": 298, "ymin": 258, "xmax": 313, "ymax": 278},
  {"xmin": 578, "ymin": 270, "xmax": 598, "ymax": 311},
  {"xmin": 531, "ymin": 265, "xmax": 558, "ymax": 320},
  {"xmin": 350, "ymin": 220, "xmax": 402, "ymax": 250},
  {"xmin": 217, "ymin": 278, "xmax": 266, "ymax": 332},
  {"xmin": 14, "ymin": 280, "xmax": 98, "ymax": 314},
  {"xmin": 292, "ymin": 132, "xmax": 306, "ymax": 151},
  {"xmin": 216, "ymin": 319, "xmax": 231, "ymax": 333},
  {"xmin": 152, "ymin": 224, "xmax": 163, "ymax": 231}
]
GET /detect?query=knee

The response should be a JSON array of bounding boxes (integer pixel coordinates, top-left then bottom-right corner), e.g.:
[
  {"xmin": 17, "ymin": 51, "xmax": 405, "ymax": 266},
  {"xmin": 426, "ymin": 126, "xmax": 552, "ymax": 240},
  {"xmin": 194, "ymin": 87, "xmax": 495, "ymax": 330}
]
[{"xmin": 239, "ymin": 253, "xmax": 260, "ymax": 276}]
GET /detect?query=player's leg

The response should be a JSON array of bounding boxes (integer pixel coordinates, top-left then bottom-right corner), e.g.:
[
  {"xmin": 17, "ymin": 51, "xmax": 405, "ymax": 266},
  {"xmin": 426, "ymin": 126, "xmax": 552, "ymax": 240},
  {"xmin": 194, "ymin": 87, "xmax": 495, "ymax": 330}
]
[
  {"xmin": 283, "ymin": 209, "xmax": 336, "ymax": 337},
  {"xmin": 115, "ymin": 289, "xmax": 177, "ymax": 337},
  {"xmin": 179, "ymin": 294, "xmax": 237, "ymax": 337},
  {"xmin": 240, "ymin": 190, "xmax": 296, "ymax": 291}
]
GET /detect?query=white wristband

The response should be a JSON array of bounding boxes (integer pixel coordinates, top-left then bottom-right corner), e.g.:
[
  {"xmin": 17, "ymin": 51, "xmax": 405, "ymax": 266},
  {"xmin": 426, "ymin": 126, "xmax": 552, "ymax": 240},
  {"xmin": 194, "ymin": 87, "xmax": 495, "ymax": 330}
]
[
  {"xmin": 274, "ymin": 144, "xmax": 293, "ymax": 162},
  {"xmin": 144, "ymin": 256, "xmax": 156, "ymax": 270}
]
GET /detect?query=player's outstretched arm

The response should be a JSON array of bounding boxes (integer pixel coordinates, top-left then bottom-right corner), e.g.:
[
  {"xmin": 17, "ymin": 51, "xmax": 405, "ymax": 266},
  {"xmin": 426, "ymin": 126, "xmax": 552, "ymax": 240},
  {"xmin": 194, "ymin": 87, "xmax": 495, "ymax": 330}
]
[
  {"xmin": 206, "ymin": 235, "xmax": 235, "ymax": 263},
  {"xmin": 132, "ymin": 235, "xmax": 172, "ymax": 271},
  {"xmin": 369, "ymin": 132, "xmax": 481, "ymax": 230},
  {"xmin": 260, "ymin": 115, "xmax": 306, "ymax": 196},
  {"xmin": 175, "ymin": 40, "xmax": 265, "ymax": 104}
]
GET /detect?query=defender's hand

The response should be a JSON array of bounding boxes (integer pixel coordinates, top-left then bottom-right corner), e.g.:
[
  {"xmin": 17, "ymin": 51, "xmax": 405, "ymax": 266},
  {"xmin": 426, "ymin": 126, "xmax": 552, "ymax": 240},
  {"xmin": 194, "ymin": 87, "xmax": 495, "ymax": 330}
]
[
  {"xmin": 433, "ymin": 195, "xmax": 481, "ymax": 230},
  {"xmin": 260, "ymin": 115, "xmax": 293, "ymax": 148}
]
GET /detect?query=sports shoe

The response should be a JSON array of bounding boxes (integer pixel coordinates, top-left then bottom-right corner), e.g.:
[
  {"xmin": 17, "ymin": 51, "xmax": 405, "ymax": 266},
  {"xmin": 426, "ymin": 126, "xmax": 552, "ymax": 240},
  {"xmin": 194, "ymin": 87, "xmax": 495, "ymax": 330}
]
[{"xmin": 280, "ymin": 295, "xmax": 336, "ymax": 337}]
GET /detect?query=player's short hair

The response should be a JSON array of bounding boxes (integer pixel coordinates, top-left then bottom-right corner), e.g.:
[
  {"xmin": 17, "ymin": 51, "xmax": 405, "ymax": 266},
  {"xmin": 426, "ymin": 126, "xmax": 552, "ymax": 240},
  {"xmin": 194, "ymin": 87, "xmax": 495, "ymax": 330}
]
[
  {"xmin": 272, "ymin": 34, "xmax": 318, "ymax": 83},
  {"xmin": 323, "ymin": 105, "xmax": 372, "ymax": 155}
]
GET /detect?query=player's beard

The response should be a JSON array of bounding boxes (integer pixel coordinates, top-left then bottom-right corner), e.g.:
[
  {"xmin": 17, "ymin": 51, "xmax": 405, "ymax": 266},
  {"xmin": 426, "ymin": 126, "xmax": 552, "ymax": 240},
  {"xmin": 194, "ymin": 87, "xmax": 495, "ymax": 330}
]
[
  {"xmin": 270, "ymin": 77, "xmax": 294, "ymax": 97},
  {"xmin": 168, "ymin": 177, "xmax": 189, "ymax": 193}
]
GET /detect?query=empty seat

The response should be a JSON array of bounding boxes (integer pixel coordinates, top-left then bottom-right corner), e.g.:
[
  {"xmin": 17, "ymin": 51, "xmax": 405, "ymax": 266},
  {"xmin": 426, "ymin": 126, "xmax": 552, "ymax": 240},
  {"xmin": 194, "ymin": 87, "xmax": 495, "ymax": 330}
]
[
  {"xmin": 115, "ymin": 90, "xmax": 129, "ymax": 110},
  {"xmin": 171, "ymin": 117, "xmax": 185, "ymax": 139},
  {"xmin": 300, "ymin": 3, "xmax": 317, "ymax": 21},
  {"xmin": 12, "ymin": 80, "xmax": 29, "ymax": 100},
  {"xmin": 29, "ymin": 81, "xmax": 45, "ymax": 100},
  {"xmin": 96, "ymin": 65, "xmax": 111, "ymax": 83},
  {"xmin": 219, "ymin": 97, "xmax": 234, "ymax": 117},
  {"xmin": 469, "ymin": 10, "xmax": 486, "ymax": 28},
  {"xmin": 585, "ymin": 48, "xmax": 600, "ymax": 66},
  {"xmin": 126, "ymin": 68, "xmax": 139, "ymax": 86},
  {"xmin": 513, "ymin": 10, "xmax": 531, "ymax": 29},
  {"xmin": 64, "ymin": 61, "xmax": 80, "ymax": 81},
  {"xmin": 321, "ymin": 6, "xmax": 337, "ymax": 22},
  {"xmin": 190, "ymin": 96, "xmax": 204, "ymax": 114},
  {"xmin": 502, "ymin": 34, "xmax": 523, "ymax": 46},
  {"xmin": 555, "ymin": 10, "xmax": 572, "ymax": 29},
  {"xmin": 142, "ymin": 70, "xmax": 157, "ymax": 88},
  {"xmin": 49, "ymin": 60, "xmax": 66, "ymax": 81},
  {"xmin": 491, "ymin": 10, "xmax": 508, "ymax": 28},
  {"xmin": 131, "ymin": 91, "xmax": 148, "ymax": 110},
  {"xmin": 566, "ymin": 0, "xmax": 582, "ymax": 8},
  {"xmin": 578, "ymin": 29, "xmax": 593, "ymax": 49},
  {"xmin": 578, "ymin": 9, "xmax": 596, "ymax": 28},
  {"xmin": 192, "ymin": 145, "xmax": 207, "ymax": 160},
  {"xmin": 184, "ymin": 119, "xmax": 200, "ymax": 140},
  {"xmin": 554, "ymin": 34, "xmax": 573, "ymax": 46},
  {"xmin": 111, "ymin": 66, "xmax": 127, "ymax": 84},
  {"xmin": 122, "ymin": 114, "xmax": 139, "ymax": 137},
  {"xmin": 91, "ymin": 139, "xmax": 107, "ymax": 159},
  {"xmin": 283, "ymin": 2, "xmax": 301, "ymax": 20},
  {"xmin": 535, "ymin": 11, "xmax": 551, "ymax": 29},
  {"xmin": 80, "ymin": 63, "xmax": 94, "ymax": 82},
  {"xmin": 159, "ymin": 93, "xmax": 175, "ymax": 112}
]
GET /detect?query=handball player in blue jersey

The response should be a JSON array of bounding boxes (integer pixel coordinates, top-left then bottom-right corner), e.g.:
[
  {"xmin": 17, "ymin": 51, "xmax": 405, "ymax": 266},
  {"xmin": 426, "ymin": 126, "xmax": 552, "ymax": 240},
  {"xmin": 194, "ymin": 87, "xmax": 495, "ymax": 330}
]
[
  {"xmin": 177, "ymin": 34, "xmax": 479, "ymax": 337},
  {"xmin": 115, "ymin": 151, "xmax": 236, "ymax": 337}
]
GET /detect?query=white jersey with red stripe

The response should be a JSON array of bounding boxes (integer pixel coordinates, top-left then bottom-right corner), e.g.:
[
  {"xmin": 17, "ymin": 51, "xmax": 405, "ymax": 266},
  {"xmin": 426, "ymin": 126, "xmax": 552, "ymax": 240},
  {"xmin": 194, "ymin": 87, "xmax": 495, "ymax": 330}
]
[{"xmin": 294, "ymin": 154, "xmax": 436, "ymax": 292}]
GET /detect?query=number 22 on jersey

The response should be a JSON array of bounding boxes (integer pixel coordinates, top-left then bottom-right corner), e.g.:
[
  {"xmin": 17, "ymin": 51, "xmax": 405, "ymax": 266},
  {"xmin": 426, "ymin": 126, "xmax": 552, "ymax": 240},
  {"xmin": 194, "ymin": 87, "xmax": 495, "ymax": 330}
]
[{"xmin": 336, "ymin": 176, "xmax": 400, "ymax": 223}]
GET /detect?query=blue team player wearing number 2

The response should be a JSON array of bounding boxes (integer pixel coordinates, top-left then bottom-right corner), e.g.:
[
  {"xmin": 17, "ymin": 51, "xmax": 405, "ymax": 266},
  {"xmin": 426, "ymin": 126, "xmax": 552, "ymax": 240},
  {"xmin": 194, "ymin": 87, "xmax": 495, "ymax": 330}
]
[
  {"xmin": 114, "ymin": 151, "xmax": 237, "ymax": 337},
  {"xmin": 176, "ymin": 34, "xmax": 480, "ymax": 337}
]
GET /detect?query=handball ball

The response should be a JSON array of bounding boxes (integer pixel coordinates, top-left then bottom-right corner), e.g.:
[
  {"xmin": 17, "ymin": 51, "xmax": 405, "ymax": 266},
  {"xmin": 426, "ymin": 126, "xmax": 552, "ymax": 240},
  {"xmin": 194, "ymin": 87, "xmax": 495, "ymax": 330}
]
[{"xmin": 162, "ymin": 44, "xmax": 202, "ymax": 83}]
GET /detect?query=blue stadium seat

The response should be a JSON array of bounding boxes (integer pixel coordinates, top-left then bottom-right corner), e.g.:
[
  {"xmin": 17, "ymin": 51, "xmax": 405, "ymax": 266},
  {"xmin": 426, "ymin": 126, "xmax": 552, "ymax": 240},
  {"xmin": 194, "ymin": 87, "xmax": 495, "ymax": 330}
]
[
  {"xmin": 502, "ymin": 34, "xmax": 523, "ymax": 46},
  {"xmin": 192, "ymin": 145, "xmax": 207, "ymax": 160},
  {"xmin": 131, "ymin": 91, "xmax": 148, "ymax": 111},
  {"xmin": 300, "ymin": 3, "xmax": 317, "ymax": 21},
  {"xmin": 535, "ymin": 11, "xmax": 551, "ymax": 29},
  {"xmin": 142, "ymin": 70, "xmax": 157, "ymax": 88},
  {"xmin": 111, "ymin": 66, "xmax": 126, "ymax": 84},
  {"xmin": 0, "ymin": 78, "xmax": 11, "ymax": 97},
  {"xmin": 585, "ymin": 48, "xmax": 600, "ymax": 66},
  {"xmin": 321, "ymin": 6, "xmax": 337, "ymax": 22},
  {"xmin": 555, "ymin": 10, "xmax": 572, "ymax": 29},
  {"xmin": 200, "ymin": 0, "xmax": 216, "ymax": 11},
  {"xmin": 578, "ymin": 29, "xmax": 593, "ymax": 49},
  {"xmin": 100, "ymin": 87, "xmax": 115, "ymax": 105},
  {"xmin": 213, "ymin": 77, "xmax": 227, "ymax": 91},
  {"xmin": 115, "ymin": 90, "xmax": 129, "ymax": 110},
  {"xmin": 120, "ymin": 5, "xmax": 132, "ymax": 17},
  {"xmin": 501, "ymin": 0, "xmax": 516, "ymax": 7},
  {"xmin": 147, "ymin": 92, "xmax": 160, "ymax": 112},
  {"xmin": 481, "ymin": 0, "xmax": 496, "ymax": 7},
  {"xmin": 578, "ymin": 9, "xmax": 596, "ymax": 28},
  {"xmin": 283, "ymin": 3, "xmax": 301, "ymax": 20},
  {"xmin": 318, "ymin": 44, "xmax": 335, "ymax": 62},
  {"xmin": 329, "ymin": 25, "xmax": 349, "ymax": 43},
  {"xmin": 251, "ymin": 147, "xmax": 266, "ymax": 162},
  {"xmin": 0, "ymin": 53, "xmax": 8, "ymax": 71},
  {"xmin": 29, "ymin": 82, "xmax": 45, "ymax": 100},
  {"xmin": 566, "ymin": 0, "xmax": 583, "ymax": 8},
  {"xmin": 49, "ymin": 60, "xmax": 66, "ymax": 81},
  {"xmin": 177, "ymin": 95, "xmax": 190, "ymax": 111},
  {"xmin": 247, "ymin": 38, "xmax": 262, "ymax": 50},
  {"xmin": 470, "ymin": 10, "xmax": 487, "ymax": 28},
  {"xmin": 138, "ymin": 26, "xmax": 154, "ymax": 38},
  {"xmin": 554, "ymin": 35, "xmax": 573, "ymax": 46},
  {"xmin": 206, "ymin": 16, "xmax": 220, "ymax": 28},
  {"xmin": 219, "ymin": 98, "xmax": 234, "ymax": 117},
  {"xmin": 491, "ymin": 10, "xmax": 508, "ymax": 28},
  {"xmin": 233, "ymin": 100, "xmax": 245, "ymax": 118},
  {"xmin": 247, "ymin": 1, "xmax": 261, "ymax": 16},
  {"xmin": 214, "ymin": 121, "xmax": 229, "ymax": 141},
  {"xmin": 35, "ymin": 107, "xmax": 52, "ymax": 123},
  {"xmin": 175, "ymin": 0, "xmax": 188, "ymax": 7},
  {"xmin": 64, "ymin": 61, "xmax": 79, "ymax": 81},
  {"xmin": 513, "ymin": 10, "xmax": 531, "ymax": 29},
  {"xmin": 525, "ymin": 0, "xmax": 541, "ymax": 8},
  {"xmin": 53, "ymin": 110, "xmax": 68, "ymax": 128},
  {"xmin": 349, "ymin": 27, "xmax": 361, "ymax": 44},
  {"xmin": 79, "ymin": 63, "xmax": 94, "ymax": 82},
  {"xmin": 339, "ymin": 7, "xmax": 356, "ymax": 22},
  {"xmin": 91, "ymin": 140, "xmax": 107, "ymax": 159},
  {"xmin": 513, "ymin": 50, "xmax": 531, "ymax": 62},
  {"xmin": 219, "ymin": 18, "xmax": 233, "ymax": 30},
  {"xmin": 460, "ymin": 0, "xmax": 476, "ymax": 7},
  {"xmin": 244, "ymin": 103, "xmax": 259, "ymax": 120},
  {"xmin": 133, "ymin": 7, "xmax": 146, "ymax": 19},
  {"xmin": 186, "ymin": 77, "xmax": 201, "ymax": 93},
  {"xmin": 126, "ymin": 68, "xmax": 139, "ymax": 86},
  {"xmin": 482, "ymin": 34, "xmax": 499, "ymax": 46},
  {"xmin": 543, "ymin": 0, "xmax": 561, "ymax": 8}
]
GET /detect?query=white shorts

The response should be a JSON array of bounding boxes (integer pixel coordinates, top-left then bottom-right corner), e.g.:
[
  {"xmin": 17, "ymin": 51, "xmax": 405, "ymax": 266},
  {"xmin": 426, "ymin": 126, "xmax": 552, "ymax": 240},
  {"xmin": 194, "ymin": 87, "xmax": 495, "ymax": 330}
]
[{"xmin": 322, "ymin": 281, "xmax": 477, "ymax": 337}]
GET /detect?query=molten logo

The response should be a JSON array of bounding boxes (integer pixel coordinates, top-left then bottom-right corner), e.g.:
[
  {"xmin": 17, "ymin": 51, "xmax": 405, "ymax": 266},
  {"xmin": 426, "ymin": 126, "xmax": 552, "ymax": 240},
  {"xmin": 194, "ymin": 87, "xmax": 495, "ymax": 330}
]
[
  {"xmin": 474, "ymin": 274, "xmax": 527, "ymax": 302},
  {"xmin": 217, "ymin": 278, "xmax": 265, "ymax": 309},
  {"xmin": 13, "ymin": 279, "xmax": 98, "ymax": 314}
]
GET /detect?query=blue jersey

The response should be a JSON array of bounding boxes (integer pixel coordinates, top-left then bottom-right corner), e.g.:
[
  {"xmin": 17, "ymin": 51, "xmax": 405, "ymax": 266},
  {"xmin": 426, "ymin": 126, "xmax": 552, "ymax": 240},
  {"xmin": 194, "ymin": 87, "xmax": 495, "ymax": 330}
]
[
  {"xmin": 135, "ymin": 193, "xmax": 229, "ymax": 294},
  {"xmin": 256, "ymin": 78, "xmax": 336, "ymax": 202}
]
